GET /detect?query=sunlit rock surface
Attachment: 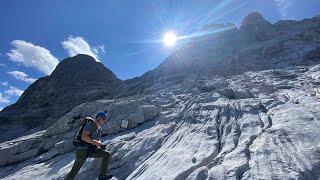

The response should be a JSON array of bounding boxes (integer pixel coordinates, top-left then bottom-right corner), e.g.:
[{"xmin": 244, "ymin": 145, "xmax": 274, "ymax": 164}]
[
  {"xmin": 0, "ymin": 13, "xmax": 320, "ymax": 180},
  {"xmin": 1, "ymin": 65, "xmax": 319, "ymax": 180}
]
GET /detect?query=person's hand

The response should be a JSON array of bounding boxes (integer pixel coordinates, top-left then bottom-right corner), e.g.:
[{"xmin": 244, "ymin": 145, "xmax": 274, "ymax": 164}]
[{"xmin": 93, "ymin": 141, "xmax": 102, "ymax": 147}]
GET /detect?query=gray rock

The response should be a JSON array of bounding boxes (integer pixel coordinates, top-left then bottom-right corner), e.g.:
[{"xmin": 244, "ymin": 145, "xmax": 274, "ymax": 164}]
[{"xmin": 1, "ymin": 13, "xmax": 320, "ymax": 180}]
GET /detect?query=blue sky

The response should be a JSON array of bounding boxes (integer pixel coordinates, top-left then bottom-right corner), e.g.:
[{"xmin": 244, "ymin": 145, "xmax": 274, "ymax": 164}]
[{"xmin": 0, "ymin": 0, "xmax": 320, "ymax": 110}]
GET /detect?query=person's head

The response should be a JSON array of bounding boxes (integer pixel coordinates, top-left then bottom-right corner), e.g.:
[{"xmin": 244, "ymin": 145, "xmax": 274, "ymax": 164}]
[{"xmin": 96, "ymin": 112, "xmax": 107, "ymax": 125}]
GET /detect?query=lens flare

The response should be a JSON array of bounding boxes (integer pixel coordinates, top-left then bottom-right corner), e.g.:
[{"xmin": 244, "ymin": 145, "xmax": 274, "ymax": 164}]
[{"xmin": 163, "ymin": 32, "xmax": 177, "ymax": 47}]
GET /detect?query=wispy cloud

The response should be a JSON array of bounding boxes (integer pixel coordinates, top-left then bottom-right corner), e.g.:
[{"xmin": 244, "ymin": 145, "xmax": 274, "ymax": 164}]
[
  {"xmin": 274, "ymin": 0, "xmax": 293, "ymax": 19},
  {"xmin": 0, "ymin": 64, "xmax": 6, "ymax": 67},
  {"xmin": 7, "ymin": 71, "xmax": 36, "ymax": 84},
  {"xmin": 7, "ymin": 40, "xmax": 59, "ymax": 75},
  {"xmin": 1, "ymin": 82, "xmax": 9, "ymax": 86},
  {"xmin": 98, "ymin": 45, "xmax": 105, "ymax": 54},
  {"xmin": 5, "ymin": 86, "xmax": 24, "ymax": 97},
  {"xmin": 0, "ymin": 92, "xmax": 10, "ymax": 103},
  {"xmin": 93, "ymin": 45, "xmax": 105, "ymax": 55},
  {"xmin": 62, "ymin": 36, "xmax": 103, "ymax": 62}
]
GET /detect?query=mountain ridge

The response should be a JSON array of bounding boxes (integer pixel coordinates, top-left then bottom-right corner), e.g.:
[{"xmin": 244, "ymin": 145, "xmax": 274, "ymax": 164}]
[
  {"xmin": 126, "ymin": 12, "xmax": 320, "ymax": 92},
  {"xmin": 0, "ymin": 12, "xmax": 320, "ymax": 180},
  {"xmin": 1, "ymin": 11, "xmax": 319, "ymax": 142}
]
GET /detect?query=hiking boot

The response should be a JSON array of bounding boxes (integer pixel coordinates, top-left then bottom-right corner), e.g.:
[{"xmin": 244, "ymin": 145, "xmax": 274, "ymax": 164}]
[{"xmin": 98, "ymin": 173, "xmax": 113, "ymax": 180}]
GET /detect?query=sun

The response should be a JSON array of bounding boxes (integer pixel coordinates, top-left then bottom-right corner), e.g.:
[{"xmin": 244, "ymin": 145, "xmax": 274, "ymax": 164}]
[{"xmin": 163, "ymin": 32, "xmax": 177, "ymax": 47}]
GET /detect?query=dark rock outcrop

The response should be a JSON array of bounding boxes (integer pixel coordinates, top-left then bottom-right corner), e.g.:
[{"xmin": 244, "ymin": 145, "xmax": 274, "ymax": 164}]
[
  {"xmin": 50, "ymin": 54, "xmax": 119, "ymax": 85},
  {"xmin": 240, "ymin": 12, "xmax": 272, "ymax": 41}
]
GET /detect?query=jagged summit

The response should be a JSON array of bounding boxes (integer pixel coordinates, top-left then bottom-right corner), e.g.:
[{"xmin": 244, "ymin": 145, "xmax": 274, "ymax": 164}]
[
  {"xmin": 135, "ymin": 12, "xmax": 319, "ymax": 83},
  {"xmin": 11, "ymin": 54, "xmax": 120, "ymax": 110},
  {"xmin": 239, "ymin": 12, "xmax": 272, "ymax": 42},
  {"xmin": 51, "ymin": 54, "xmax": 120, "ymax": 85},
  {"xmin": 240, "ymin": 12, "xmax": 268, "ymax": 28}
]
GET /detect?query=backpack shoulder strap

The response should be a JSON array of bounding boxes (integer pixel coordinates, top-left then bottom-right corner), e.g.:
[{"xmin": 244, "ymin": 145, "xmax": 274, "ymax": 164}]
[{"xmin": 85, "ymin": 117, "xmax": 97, "ymax": 134}]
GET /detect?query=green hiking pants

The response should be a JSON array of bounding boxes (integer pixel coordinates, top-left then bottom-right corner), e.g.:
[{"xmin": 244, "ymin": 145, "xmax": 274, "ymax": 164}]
[{"xmin": 65, "ymin": 148, "xmax": 111, "ymax": 180}]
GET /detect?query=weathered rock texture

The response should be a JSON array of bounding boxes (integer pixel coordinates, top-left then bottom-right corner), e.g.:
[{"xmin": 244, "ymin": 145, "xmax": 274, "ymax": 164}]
[{"xmin": 0, "ymin": 12, "xmax": 320, "ymax": 180}]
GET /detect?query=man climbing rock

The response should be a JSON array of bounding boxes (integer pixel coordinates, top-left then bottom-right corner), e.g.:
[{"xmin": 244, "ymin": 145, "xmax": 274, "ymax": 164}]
[{"xmin": 65, "ymin": 112, "xmax": 113, "ymax": 180}]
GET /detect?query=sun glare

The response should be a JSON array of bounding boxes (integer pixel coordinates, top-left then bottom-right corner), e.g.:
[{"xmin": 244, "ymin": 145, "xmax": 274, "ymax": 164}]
[{"xmin": 163, "ymin": 32, "xmax": 177, "ymax": 47}]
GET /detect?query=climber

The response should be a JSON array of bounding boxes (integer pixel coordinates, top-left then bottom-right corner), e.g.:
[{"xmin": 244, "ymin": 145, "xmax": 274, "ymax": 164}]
[{"xmin": 65, "ymin": 112, "xmax": 113, "ymax": 180}]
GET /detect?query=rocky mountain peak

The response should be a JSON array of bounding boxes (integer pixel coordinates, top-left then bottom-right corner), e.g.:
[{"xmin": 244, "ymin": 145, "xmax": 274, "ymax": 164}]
[
  {"xmin": 239, "ymin": 12, "xmax": 272, "ymax": 42},
  {"xmin": 8, "ymin": 54, "xmax": 121, "ymax": 110},
  {"xmin": 240, "ymin": 12, "xmax": 267, "ymax": 28},
  {"xmin": 51, "ymin": 54, "xmax": 120, "ymax": 85}
]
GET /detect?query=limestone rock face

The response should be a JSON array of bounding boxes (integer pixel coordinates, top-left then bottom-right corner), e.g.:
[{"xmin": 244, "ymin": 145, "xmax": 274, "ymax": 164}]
[
  {"xmin": 135, "ymin": 12, "xmax": 319, "ymax": 84},
  {"xmin": 240, "ymin": 12, "xmax": 267, "ymax": 27},
  {"xmin": 240, "ymin": 12, "xmax": 272, "ymax": 42},
  {"xmin": 1, "ymin": 13, "xmax": 320, "ymax": 180},
  {"xmin": 2, "ymin": 65, "xmax": 320, "ymax": 180}
]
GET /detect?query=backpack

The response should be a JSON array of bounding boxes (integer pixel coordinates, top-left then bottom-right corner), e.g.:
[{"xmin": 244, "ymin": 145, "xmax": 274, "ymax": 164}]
[{"xmin": 73, "ymin": 117, "xmax": 95, "ymax": 147}]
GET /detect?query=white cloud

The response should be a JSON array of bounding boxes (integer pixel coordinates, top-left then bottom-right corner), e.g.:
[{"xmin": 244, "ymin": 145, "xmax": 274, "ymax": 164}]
[
  {"xmin": 1, "ymin": 82, "xmax": 9, "ymax": 86},
  {"xmin": 0, "ymin": 64, "xmax": 6, "ymax": 67},
  {"xmin": 5, "ymin": 86, "xmax": 24, "ymax": 97},
  {"xmin": 92, "ymin": 45, "xmax": 105, "ymax": 55},
  {"xmin": 0, "ymin": 92, "xmax": 10, "ymax": 103},
  {"xmin": 6, "ymin": 40, "xmax": 59, "ymax": 75},
  {"xmin": 99, "ymin": 45, "xmax": 105, "ymax": 54},
  {"xmin": 0, "ymin": 107, "xmax": 3, "ymax": 111},
  {"xmin": 274, "ymin": 0, "xmax": 293, "ymax": 18},
  {"xmin": 7, "ymin": 71, "xmax": 36, "ymax": 84},
  {"xmin": 92, "ymin": 47, "xmax": 98, "ymax": 55},
  {"xmin": 62, "ymin": 36, "xmax": 101, "ymax": 62}
]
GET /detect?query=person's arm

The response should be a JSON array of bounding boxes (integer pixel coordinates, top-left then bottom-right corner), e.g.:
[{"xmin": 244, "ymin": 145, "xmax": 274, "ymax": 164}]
[{"xmin": 81, "ymin": 130, "xmax": 102, "ymax": 147}]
